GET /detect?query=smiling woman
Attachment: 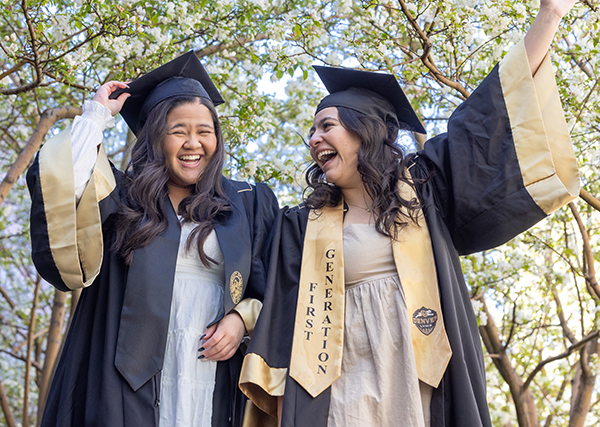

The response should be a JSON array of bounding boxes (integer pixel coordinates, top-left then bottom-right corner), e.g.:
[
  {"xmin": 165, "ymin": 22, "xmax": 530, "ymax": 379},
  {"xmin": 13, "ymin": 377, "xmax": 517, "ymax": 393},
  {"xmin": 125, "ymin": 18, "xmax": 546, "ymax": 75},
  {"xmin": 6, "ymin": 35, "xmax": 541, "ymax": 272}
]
[
  {"xmin": 27, "ymin": 52, "xmax": 279, "ymax": 427},
  {"xmin": 162, "ymin": 100, "xmax": 218, "ymax": 209},
  {"xmin": 240, "ymin": 1, "xmax": 580, "ymax": 427},
  {"xmin": 308, "ymin": 108, "xmax": 362, "ymax": 192}
]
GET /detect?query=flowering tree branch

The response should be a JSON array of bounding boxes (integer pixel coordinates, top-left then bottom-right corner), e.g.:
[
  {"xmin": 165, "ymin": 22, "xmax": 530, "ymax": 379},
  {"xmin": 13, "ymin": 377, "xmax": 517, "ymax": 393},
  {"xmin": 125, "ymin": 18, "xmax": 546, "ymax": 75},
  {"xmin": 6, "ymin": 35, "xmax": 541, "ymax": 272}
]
[
  {"xmin": 397, "ymin": 0, "xmax": 470, "ymax": 99},
  {"xmin": 0, "ymin": 106, "xmax": 81, "ymax": 207},
  {"xmin": 568, "ymin": 202, "xmax": 600, "ymax": 301},
  {"xmin": 0, "ymin": 0, "xmax": 44, "ymax": 96},
  {"xmin": 521, "ymin": 331, "xmax": 599, "ymax": 392}
]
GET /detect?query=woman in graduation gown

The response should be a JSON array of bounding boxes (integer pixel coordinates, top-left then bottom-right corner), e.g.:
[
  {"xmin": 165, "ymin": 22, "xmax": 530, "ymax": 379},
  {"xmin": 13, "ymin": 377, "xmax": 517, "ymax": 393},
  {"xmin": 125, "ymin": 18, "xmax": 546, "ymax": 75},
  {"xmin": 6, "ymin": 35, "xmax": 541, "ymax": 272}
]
[
  {"xmin": 27, "ymin": 52, "xmax": 278, "ymax": 427},
  {"xmin": 239, "ymin": 1, "xmax": 580, "ymax": 426}
]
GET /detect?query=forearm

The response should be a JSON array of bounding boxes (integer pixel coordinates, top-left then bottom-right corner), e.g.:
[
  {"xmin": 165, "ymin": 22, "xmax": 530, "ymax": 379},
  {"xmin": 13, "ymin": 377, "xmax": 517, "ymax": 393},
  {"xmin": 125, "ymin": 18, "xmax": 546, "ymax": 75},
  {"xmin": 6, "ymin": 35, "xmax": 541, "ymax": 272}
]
[
  {"xmin": 72, "ymin": 100, "xmax": 114, "ymax": 199},
  {"xmin": 524, "ymin": 2, "xmax": 573, "ymax": 75}
]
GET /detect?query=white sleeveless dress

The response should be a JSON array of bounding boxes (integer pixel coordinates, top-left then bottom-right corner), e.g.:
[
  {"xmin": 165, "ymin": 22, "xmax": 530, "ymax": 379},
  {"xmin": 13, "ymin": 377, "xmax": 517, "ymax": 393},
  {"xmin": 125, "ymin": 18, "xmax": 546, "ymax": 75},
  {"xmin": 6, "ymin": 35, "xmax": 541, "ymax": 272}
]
[
  {"xmin": 327, "ymin": 223, "xmax": 432, "ymax": 427},
  {"xmin": 159, "ymin": 222, "xmax": 225, "ymax": 427}
]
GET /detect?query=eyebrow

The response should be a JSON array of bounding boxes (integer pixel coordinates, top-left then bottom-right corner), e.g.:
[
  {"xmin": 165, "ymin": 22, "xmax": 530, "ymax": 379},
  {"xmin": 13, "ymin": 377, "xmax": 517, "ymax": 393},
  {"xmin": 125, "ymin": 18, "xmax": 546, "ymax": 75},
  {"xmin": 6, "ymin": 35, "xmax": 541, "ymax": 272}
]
[{"xmin": 169, "ymin": 122, "xmax": 214, "ymax": 131}]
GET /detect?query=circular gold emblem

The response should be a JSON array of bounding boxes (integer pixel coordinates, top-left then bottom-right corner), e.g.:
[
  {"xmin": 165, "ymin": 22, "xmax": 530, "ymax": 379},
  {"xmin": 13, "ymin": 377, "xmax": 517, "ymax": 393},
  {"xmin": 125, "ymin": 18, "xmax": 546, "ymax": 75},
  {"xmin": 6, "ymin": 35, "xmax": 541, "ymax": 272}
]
[{"xmin": 229, "ymin": 271, "xmax": 243, "ymax": 304}]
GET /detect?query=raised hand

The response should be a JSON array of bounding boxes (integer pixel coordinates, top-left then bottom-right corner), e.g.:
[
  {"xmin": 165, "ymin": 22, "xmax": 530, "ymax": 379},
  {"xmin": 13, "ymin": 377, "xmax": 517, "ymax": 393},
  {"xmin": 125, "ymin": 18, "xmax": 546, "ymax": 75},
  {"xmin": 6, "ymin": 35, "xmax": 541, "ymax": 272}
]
[
  {"xmin": 92, "ymin": 81, "xmax": 130, "ymax": 117},
  {"xmin": 540, "ymin": 0, "xmax": 577, "ymax": 19}
]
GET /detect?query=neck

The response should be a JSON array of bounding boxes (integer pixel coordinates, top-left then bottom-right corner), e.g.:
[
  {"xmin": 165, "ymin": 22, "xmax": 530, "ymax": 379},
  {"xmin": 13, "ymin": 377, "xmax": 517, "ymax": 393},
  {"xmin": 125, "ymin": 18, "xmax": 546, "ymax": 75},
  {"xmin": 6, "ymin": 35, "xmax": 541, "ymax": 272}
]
[
  {"xmin": 341, "ymin": 186, "xmax": 373, "ymax": 211},
  {"xmin": 167, "ymin": 182, "xmax": 193, "ymax": 213},
  {"xmin": 341, "ymin": 186, "xmax": 374, "ymax": 226}
]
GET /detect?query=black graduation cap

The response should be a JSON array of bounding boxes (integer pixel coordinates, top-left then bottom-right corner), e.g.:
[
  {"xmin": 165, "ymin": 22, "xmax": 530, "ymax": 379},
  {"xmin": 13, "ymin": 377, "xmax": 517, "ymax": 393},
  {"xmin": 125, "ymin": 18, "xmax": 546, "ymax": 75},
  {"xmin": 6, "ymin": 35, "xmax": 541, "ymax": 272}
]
[
  {"xmin": 110, "ymin": 51, "xmax": 224, "ymax": 135},
  {"xmin": 313, "ymin": 65, "xmax": 425, "ymax": 134}
]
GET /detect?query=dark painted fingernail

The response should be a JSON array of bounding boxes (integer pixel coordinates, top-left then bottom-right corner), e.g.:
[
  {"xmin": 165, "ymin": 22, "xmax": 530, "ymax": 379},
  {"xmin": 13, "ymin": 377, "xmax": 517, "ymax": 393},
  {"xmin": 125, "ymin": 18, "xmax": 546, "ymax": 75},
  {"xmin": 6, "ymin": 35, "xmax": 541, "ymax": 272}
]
[
  {"xmin": 198, "ymin": 355, "xmax": 205, "ymax": 360},
  {"xmin": 199, "ymin": 347, "xmax": 205, "ymax": 351},
  {"xmin": 200, "ymin": 334, "xmax": 206, "ymax": 340}
]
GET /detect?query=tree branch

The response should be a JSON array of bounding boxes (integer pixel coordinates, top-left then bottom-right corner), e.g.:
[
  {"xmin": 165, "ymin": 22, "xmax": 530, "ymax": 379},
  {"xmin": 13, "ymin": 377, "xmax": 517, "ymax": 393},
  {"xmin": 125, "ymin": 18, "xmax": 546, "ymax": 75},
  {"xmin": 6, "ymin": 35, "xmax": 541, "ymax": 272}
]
[
  {"xmin": 397, "ymin": 0, "xmax": 470, "ymax": 99},
  {"xmin": 0, "ymin": 105, "xmax": 81, "ymax": 207},
  {"xmin": 579, "ymin": 188, "xmax": 600, "ymax": 212},
  {"xmin": 0, "ymin": 377, "xmax": 17, "ymax": 427},
  {"xmin": 0, "ymin": 0, "xmax": 44, "ymax": 96},
  {"xmin": 195, "ymin": 34, "xmax": 269, "ymax": 58},
  {"xmin": 22, "ymin": 274, "xmax": 41, "ymax": 427},
  {"xmin": 37, "ymin": 289, "xmax": 67, "ymax": 418},
  {"xmin": 522, "ymin": 330, "xmax": 599, "ymax": 392},
  {"xmin": 568, "ymin": 202, "xmax": 600, "ymax": 301},
  {"xmin": 0, "ymin": 350, "xmax": 43, "ymax": 372},
  {"xmin": 0, "ymin": 59, "xmax": 27, "ymax": 82},
  {"xmin": 0, "ymin": 286, "xmax": 16, "ymax": 309}
]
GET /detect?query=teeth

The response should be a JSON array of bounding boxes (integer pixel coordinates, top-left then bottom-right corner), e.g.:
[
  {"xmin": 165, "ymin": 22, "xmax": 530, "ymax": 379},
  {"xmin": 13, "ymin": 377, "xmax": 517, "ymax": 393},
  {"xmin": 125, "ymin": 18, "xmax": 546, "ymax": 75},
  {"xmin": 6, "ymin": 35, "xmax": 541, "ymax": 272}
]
[
  {"xmin": 318, "ymin": 150, "xmax": 337, "ymax": 162},
  {"xmin": 179, "ymin": 155, "xmax": 201, "ymax": 161}
]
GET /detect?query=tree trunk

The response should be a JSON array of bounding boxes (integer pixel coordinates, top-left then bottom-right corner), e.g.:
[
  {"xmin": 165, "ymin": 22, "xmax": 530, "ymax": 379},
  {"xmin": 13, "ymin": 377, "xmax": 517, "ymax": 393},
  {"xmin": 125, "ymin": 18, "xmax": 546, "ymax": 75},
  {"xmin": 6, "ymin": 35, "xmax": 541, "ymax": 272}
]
[
  {"xmin": 0, "ymin": 377, "xmax": 17, "ymax": 427},
  {"xmin": 569, "ymin": 339, "xmax": 598, "ymax": 427},
  {"xmin": 36, "ymin": 289, "xmax": 67, "ymax": 422},
  {"xmin": 23, "ymin": 275, "xmax": 42, "ymax": 427},
  {"xmin": 478, "ymin": 297, "xmax": 539, "ymax": 427}
]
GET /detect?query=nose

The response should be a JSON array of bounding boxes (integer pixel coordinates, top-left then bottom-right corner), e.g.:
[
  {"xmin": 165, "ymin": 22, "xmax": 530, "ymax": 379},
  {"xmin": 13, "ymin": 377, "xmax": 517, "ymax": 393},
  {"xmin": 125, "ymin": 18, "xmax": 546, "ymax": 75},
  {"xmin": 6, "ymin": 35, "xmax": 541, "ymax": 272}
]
[
  {"xmin": 183, "ymin": 135, "xmax": 203, "ymax": 149},
  {"xmin": 308, "ymin": 131, "xmax": 321, "ymax": 148}
]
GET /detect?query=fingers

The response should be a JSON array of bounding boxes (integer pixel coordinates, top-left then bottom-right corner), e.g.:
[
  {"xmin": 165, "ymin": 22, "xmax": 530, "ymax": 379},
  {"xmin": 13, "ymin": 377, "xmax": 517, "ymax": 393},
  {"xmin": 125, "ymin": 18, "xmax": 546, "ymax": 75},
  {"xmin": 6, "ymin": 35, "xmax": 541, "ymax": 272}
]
[
  {"xmin": 198, "ymin": 313, "xmax": 245, "ymax": 362},
  {"xmin": 202, "ymin": 323, "xmax": 217, "ymax": 341},
  {"xmin": 92, "ymin": 81, "xmax": 130, "ymax": 116},
  {"xmin": 92, "ymin": 81, "xmax": 128, "ymax": 102}
]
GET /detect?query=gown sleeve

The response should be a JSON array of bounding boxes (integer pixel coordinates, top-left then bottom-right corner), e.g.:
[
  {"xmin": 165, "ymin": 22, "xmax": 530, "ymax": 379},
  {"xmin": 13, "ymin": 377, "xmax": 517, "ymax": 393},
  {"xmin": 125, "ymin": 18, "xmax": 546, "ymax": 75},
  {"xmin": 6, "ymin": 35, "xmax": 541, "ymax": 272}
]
[
  {"xmin": 27, "ymin": 103, "xmax": 121, "ymax": 292},
  {"xmin": 411, "ymin": 39, "xmax": 579, "ymax": 255},
  {"xmin": 233, "ymin": 182, "xmax": 280, "ymax": 335},
  {"xmin": 239, "ymin": 205, "xmax": 308, "ymax": 416},
  {"xmin": 72, "ymin": 100, "xmax": 115, "ymax": 199}
]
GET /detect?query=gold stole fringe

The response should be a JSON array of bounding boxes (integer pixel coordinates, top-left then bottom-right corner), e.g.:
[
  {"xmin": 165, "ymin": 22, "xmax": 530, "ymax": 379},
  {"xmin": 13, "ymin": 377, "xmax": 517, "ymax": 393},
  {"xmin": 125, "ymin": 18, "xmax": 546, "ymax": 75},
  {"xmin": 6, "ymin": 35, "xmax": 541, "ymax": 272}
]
[{"xmin": 289, "ymin": 181, "xmax": 451, "ymax": 397}]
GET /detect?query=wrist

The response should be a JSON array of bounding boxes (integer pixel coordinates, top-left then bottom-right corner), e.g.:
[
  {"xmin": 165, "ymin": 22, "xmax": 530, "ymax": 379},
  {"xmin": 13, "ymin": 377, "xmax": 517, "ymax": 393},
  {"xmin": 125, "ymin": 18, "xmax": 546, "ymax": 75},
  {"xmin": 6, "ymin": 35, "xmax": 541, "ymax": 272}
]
[
  {"xmin": 537, "ymin": 5, "xmax": 567, "ymax": 24},
  {"xmin": 82, "ymin": 100, "xmax": 115, "ymax": 130}
]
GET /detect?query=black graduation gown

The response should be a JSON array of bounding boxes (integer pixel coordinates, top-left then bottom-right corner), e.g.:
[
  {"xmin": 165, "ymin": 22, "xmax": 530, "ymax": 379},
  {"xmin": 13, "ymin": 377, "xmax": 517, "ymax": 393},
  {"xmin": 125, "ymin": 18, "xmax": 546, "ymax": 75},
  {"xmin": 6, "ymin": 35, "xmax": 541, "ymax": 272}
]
[
  {"xmin": 239, "ymin": 41, "xmax": 579, "ymax": 426},
  {"xmin": 27, "ymin": 128, "xmax": 279, "ymax": 427}
]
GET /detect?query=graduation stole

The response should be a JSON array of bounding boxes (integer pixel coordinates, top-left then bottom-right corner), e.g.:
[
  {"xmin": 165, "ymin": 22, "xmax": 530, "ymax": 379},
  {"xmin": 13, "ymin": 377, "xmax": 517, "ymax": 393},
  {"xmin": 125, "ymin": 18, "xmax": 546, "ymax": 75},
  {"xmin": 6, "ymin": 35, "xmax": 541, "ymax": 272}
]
[{"xmin": 289, "ymin": 180, "xmax": 452, "ymax": 398}]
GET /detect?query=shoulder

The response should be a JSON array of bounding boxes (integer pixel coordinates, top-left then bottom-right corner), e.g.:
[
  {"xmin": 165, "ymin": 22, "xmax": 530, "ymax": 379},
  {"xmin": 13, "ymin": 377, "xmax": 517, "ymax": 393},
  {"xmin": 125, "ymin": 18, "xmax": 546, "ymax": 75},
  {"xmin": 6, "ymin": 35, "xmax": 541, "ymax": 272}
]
[
  {"xmin": 283, "ymin": 203, "xmax": 308, "ymax": 215},
  {"xmin": 222, "ymin": 178, "xmax": 279, "ymax": 225},
  {"xmin": 281, "ymin": 203, "xmax": 310, "ymax": 227},
  {"xmin": 224, "ymin": 177, "xmax": 255, "ymax": 193},
  {"xmin": 223, "ymin": 178, "xmax": 276, "ymax": 203}
]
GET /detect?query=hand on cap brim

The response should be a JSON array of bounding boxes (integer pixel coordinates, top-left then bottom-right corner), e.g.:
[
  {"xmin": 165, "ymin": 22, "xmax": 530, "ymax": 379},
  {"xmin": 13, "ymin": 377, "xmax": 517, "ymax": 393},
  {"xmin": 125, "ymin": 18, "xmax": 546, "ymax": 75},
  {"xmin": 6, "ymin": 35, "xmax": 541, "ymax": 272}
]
[{"xmin": 92, "ymin": 81, "xmax": 131, "ymax": 117}]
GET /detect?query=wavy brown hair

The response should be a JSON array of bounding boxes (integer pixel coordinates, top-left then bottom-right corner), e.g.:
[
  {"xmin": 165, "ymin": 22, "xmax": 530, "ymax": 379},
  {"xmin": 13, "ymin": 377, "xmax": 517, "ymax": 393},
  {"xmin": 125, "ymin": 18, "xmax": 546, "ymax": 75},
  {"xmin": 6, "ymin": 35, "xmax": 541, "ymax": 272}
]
[
  {"xmin": 305, "ymin": 106, "xmax": 422, "ymax": 239},
  {"xmin": 114, "ymin": 96, "xmax": 231, "ymax": 266}
]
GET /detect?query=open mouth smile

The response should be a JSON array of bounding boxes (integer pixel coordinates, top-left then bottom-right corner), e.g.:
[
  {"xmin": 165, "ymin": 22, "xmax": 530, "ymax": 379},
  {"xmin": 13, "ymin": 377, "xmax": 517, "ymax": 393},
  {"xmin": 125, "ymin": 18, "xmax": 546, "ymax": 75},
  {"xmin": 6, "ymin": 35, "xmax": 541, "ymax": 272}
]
[
  {"xmin": 179, "ymin": 154, "xmax": 202, "ymax": 165},
  {"xmin": 317, "ymin": 149, "xmax": 337, "ymax": 165}
]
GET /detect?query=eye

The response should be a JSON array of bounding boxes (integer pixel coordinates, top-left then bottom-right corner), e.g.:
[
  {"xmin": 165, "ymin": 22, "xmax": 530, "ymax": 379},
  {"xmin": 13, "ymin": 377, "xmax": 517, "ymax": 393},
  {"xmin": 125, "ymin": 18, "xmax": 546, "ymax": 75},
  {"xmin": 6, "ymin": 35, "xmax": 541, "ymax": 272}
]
[{"xmin": 322, "ymin": 122, "xmax": 333, "ymax": 130}]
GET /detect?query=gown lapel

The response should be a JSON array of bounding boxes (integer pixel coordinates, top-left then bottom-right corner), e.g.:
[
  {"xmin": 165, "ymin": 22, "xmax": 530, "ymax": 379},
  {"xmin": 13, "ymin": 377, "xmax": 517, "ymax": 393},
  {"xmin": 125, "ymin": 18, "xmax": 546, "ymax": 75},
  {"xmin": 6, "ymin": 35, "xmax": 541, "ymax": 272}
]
[
  {"xmin": 214, "ymin": 177, "xmax": 252, "ymax": 317},
  {"xmin": 114, "ymin": 179, "xmax": 252, "ymax": 392},
  {"xmin": 115, "ymin": 195, "xmax": 181, "ymax": 391}
]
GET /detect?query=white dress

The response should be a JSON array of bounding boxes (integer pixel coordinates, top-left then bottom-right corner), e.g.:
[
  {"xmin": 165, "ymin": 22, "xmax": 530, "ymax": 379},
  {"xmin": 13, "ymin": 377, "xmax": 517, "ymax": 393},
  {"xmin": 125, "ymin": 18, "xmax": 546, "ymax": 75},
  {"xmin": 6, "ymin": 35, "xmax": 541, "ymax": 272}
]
[
  {"xmin": 159, "ymin": 222, "xmax": 225, "ymax": 427},
  {"xmin": 327, "ymin": 223, "xmax": 431, "ymax": 427}
]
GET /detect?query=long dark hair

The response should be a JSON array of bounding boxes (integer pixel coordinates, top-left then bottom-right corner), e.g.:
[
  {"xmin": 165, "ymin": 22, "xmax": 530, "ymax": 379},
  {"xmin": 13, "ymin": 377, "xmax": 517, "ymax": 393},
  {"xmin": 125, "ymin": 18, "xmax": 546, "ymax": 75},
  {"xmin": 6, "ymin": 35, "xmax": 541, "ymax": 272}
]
[
  {"xmin": 305, "ymin": 106, "xmax": 421, "ymax": 239},
  {"xmin": 114, "ymin": 96, "xmax": 231, "ymax": 266}
]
